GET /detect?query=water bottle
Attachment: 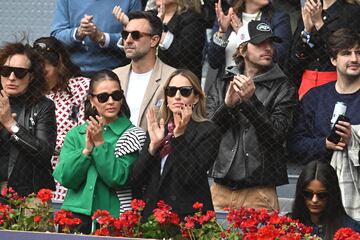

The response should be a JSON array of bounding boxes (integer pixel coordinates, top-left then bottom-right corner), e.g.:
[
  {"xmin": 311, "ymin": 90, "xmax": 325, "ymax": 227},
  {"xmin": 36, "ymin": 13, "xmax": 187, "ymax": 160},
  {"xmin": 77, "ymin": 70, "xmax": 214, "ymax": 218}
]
[{"xmin": 330, "ymin": 102, "xmax": 347, "ymax": 128}]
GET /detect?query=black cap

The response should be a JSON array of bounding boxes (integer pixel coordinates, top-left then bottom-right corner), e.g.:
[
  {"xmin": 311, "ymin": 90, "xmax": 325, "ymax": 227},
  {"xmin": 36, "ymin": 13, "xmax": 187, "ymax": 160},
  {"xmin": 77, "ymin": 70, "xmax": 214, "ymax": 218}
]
[{"xmin": 237, "ymin": 20, "xmax": 282, "ymax": 45}]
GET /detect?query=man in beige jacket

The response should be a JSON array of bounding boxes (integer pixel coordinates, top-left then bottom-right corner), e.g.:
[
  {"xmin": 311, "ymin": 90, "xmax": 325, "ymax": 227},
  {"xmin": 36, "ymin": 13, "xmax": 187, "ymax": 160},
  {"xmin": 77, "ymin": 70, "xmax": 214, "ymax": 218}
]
[{"xmin": 113, "ymin": 11, "xmax": 176, "ymax": 130}]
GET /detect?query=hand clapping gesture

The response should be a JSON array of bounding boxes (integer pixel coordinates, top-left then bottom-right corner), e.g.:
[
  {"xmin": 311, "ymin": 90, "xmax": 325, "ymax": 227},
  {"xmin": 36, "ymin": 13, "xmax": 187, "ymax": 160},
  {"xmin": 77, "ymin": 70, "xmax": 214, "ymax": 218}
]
[
  {"xmin": 83, "ymin": 115, "xmax": 105, "ymax": 155},
  {"xmin": 303, "ymin": 0, "xmax": 324, "ymax": 31},
  {"xmin": 77, "ymin": 15, "xmax": 104, "ymax": 44},
  {"xmin": 0, "ymin": 90, "xmax": 16, "ymax": 131},
  {"xmin": 225, "ymin": 75, "xmax": 256, "ymax": 107},
  {"xmin": 146, "ymin": 106, "xmax": 165, "ymax": 155}
]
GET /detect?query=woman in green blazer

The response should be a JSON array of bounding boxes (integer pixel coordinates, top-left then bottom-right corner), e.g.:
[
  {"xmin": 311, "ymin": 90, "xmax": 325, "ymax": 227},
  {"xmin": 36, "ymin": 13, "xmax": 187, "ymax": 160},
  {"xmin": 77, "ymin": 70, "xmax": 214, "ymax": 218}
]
[{"xmin": 53, "ymin": 69, "xmax": 145, "ymax": 233}]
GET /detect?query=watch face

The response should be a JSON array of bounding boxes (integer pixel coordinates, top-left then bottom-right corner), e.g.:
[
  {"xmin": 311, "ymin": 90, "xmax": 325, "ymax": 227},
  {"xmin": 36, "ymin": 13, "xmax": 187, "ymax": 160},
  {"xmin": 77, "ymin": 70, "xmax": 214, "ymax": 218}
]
[{"xmin": 11, "ymin": 124, "xmax": 20, "ymax": 134}]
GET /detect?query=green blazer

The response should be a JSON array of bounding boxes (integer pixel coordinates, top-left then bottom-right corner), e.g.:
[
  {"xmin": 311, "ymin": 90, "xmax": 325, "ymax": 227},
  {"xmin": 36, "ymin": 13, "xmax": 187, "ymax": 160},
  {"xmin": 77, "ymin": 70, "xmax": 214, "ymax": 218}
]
[{"xmin": 53, "ymin": 115, "xmax": 137, "ymax": 217}]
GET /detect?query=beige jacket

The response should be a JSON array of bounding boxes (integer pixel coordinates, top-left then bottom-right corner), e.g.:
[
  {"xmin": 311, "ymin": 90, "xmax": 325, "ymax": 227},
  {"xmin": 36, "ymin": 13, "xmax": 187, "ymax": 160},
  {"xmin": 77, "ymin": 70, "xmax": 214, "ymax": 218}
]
[{"xmin": 113, "ymin": 58, "xmax": 176, "ymax": 130}]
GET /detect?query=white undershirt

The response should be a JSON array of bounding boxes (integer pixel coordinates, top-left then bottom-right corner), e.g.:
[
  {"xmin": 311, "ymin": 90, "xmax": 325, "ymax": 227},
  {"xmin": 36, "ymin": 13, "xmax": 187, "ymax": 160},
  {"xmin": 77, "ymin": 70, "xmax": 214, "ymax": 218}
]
[
  {"xmin": 127, "ymin": 69, "xmax": 153, "ymax": 125},
  {"xmin": 225, "ymin": 11, "xmax": 262, "ymax": 67}
]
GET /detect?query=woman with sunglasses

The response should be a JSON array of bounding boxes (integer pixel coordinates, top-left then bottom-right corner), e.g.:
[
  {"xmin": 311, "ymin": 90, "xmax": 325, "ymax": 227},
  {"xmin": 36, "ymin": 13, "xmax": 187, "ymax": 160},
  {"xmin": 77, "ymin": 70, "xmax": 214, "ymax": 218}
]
[
  {"xmin": 132, "ymin": 69, "xmax": 221, "ymax": 221},
  {"xmin": 33, "ymin": 36, "xmax": 90, "ymax": 202},
  {"xmin": 53, "ymin": 69, "xmax": 145, "ymax": 233},
  {"xmin": 291, "ymin": 161, "xmax": 360, "ymax": 240},
  {"xmin": 0, "ymin": 41, "xmax": 56, "ymax": 197}
]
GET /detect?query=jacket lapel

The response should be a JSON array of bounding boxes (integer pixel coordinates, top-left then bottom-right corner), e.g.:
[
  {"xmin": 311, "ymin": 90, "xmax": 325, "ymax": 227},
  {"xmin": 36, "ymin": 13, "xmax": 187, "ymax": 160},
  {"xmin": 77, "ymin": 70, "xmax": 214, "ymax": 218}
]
[
  {"xmin": 119, "ymin": 64, "xmax": 131, "ymax": 95},
  {"xmin": 156, "ymin": 120, "xmax": 196, "ymax": 190},
  {"xmin": 137, "ymin": 59, "xmax": 162, "ymax": 126}
]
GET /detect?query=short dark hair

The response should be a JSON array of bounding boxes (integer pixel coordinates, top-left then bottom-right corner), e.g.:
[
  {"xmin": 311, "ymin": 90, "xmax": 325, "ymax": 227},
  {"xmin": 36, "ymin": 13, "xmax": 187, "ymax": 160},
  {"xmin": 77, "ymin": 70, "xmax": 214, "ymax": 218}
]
[
  {"xmin": 128, "ymin": 11, "xmax": 163, "ymax": 38},
  {"xmin": 327, "ymin": 28, "xmax": 360, "ymax": 59},
  {"xmin": 84, "ymin": 69, "xmax": 130, "ymax": 120},
  {"xmin": 292, "ymin": 161, "xmax": 348, "ymax": 240},
  {"xmin": 0, "ymin": 41, "xmax": 47, "ymax": 105}
]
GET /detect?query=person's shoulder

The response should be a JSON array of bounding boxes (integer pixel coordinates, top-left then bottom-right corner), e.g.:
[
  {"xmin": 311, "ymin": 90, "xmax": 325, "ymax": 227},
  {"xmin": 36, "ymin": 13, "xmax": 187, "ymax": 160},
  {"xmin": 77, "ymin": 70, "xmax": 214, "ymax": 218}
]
[
  {"xmin": 192, "ymin": 119, "xmax": 217, "ymax": 132},
  {"xmin": 343, "ymin": 215, "xmax": 360, "ymax": 233},
  {"xmin": 68, "ymin": 76, "xmax": 90, "ymax": 93},
  {"xmin": 33, "ymin": 96, "xmax": 56, "ymax": 109},
  {"xmin": 304, "ymin": 81, "xmax": 336, "ymax": 98},
  {"xmin": 113, "ymin": 64, "xmax": 131, "ymax": 76}
]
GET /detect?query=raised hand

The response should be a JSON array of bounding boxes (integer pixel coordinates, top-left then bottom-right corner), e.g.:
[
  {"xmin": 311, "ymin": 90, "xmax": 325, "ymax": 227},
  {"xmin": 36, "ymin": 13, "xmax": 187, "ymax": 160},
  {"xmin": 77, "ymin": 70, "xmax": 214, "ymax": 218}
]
[
  {"xmin": 173, "ymin": 104, "xmax": 192, "ymax": 137},
  {"xmin": 305, "ymin": 0, "xmax": 323, "ymax": 30},
  {"xmin": 302, "ymin": 0, "xmax": 314, "ymax": 32},
  {"xmin": 87, "ymin": 115, "xmax": 104, "ymax": 147},
  {"xmin": 229, "ymin": 8, "xmax": 242, "ymax": 33},
  {"xmin": 215, "ymin": 0, "xmax": 231, "ymax": 33},
  {"xmin": 76, "ymin": 15, "xmax": 94, "ymax": 40},
  {"xmin": 157, "ymin": 0, "xmax": 166, "ymax": 22},
  {"xmin": 0, "ymin": 90, "xmax": 16, "ymax": 130},
  {"xmin": 146, "ymin": 106, "xmax": 165, "ymax": 155},
  {"xmin": 112, "ymin": 5, "xmax": 129, "ymax": 26}
]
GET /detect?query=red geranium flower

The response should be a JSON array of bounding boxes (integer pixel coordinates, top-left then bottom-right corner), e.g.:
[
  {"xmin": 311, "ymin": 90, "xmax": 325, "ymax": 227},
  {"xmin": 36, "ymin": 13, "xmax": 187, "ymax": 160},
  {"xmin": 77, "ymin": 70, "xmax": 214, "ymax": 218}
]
[
  {"xmin": 34, "ymin": 215, "xmax": 42, "ymax": 222},
  {"xmin": 192, "ymin": 202, "xmax": 203, "ymax": 210},
  {"xmin": 36, "ymin": 189, "xmax": 53, "ymax": 203}
]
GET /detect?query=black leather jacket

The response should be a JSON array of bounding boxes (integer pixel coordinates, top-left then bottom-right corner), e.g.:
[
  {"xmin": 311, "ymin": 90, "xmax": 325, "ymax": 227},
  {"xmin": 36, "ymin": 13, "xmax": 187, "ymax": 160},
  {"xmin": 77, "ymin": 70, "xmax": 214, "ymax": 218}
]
[
  {"xmin": 7, "ymin": 96, "xmax": 56, "ymax": 196},
  {"xmin": 207, "ymin": 64, "xmax": 297, "ymax": 188}
]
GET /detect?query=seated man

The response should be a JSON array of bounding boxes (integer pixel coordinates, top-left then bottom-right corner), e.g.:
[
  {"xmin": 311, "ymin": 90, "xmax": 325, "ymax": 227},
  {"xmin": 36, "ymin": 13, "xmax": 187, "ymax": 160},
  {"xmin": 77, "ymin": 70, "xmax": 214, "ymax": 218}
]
[
  {"xmin": 288, "ymin": 28, "xmax": 360, "ymax": 164},
  {"xmin": 0, "ymin": 42, "xmax": 56, "ymax": 196}
]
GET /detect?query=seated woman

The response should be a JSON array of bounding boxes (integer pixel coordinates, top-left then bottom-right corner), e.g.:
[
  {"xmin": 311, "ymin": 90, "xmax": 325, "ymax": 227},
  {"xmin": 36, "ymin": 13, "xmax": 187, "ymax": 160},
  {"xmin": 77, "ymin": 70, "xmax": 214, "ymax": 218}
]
[
  {"xmin": 0, "ymin": 41, "xmax": 56, "ymax": 197},
  {"xmin": 132, "ymin": 69, "xmax": 221, "ymax": 221},
  {"xmin": 33, "ymin": 36, "xmax": 90, "ymax": 202},
  {"xmin": 292, "ymin": 161, "xmax": 360, "ymax": 240},
  {"xmin": 53, "ymin": 69, "xmax": 145, "ymax": 234}
]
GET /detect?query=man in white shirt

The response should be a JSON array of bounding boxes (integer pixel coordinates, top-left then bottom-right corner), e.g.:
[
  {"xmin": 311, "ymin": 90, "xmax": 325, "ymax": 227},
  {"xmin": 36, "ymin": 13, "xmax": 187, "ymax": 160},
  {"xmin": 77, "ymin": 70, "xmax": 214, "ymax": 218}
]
[{"xmin": 114, "ymin": 11, "xmax": 176, "ymax": 130}]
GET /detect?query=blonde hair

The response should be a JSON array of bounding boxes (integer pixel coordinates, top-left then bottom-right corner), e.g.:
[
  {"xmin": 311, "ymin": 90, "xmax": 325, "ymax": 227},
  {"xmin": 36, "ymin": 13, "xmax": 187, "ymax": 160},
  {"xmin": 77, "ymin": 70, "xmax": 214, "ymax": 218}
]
[
  {"xmin": 161, "ymin": 69, "xmax": 207, "ymax": 124},
  {"xmin": 346, "ymin": 0, "xmax": 360, "ymax": 4},
  {"xmin": 176, "ymin": 0, "xmax": 202, "ymax": 14}
]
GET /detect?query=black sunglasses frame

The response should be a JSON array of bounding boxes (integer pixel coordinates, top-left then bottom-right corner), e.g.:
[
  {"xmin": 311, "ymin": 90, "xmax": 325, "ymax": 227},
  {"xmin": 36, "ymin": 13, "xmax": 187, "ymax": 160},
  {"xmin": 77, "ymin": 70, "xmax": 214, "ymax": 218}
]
[
  {"xmin": 121, "ymin": 30, "xmax": 153, "ymax": 40},
  {"xmin": 0, "ymin": 66, "xmax": 31, "ymax": 79},
  {"xmin": 91, "ymin": 90, "xmax": 124, "ymax": 103},
  {"xmin": 165, "ymin": 86, "xmax": 194, "ymax": 97},
  {"xmin": 303, "ymin": 190, "xmax": 329, "ymax": 201}
]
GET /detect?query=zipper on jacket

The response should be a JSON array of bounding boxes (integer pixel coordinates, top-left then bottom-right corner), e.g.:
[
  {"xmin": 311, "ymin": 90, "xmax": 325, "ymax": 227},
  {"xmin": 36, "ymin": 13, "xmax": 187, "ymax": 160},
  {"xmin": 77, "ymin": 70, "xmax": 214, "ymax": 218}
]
[{"xmin": 13, "ymin": 134, "xmax": 37, "ymax": 152}]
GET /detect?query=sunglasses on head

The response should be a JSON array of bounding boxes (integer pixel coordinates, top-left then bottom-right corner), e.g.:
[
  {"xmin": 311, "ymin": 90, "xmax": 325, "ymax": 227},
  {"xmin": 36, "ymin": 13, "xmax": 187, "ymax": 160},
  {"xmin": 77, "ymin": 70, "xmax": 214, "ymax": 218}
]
[
  {"xmin": 121, "ymin": 30, "xmax": 153, "ymax": 40},
  {"xmin": 165, "ymin": 86, "xmax": 194, "ymax": 97},
  {"xmin": 33, "ymin": 42, "xmax": 60, "ymax": 62},
  {"xmin": 91, "ymin": 90, "xmax": 124, "ymax": 103},
  {"xmin": 0, "ymin": 66, "xmax": 31, "ymax": 79},
  {"xmin": 303, "ymin": 190, "xmax": 329, "ymax": 201}
]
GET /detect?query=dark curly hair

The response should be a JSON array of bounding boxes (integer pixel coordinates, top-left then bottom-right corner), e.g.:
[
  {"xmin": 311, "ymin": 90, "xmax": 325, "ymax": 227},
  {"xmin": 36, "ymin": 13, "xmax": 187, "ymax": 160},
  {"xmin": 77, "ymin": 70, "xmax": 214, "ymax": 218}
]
[{"xmin": 0, "ymin": 41, "xmax": 47, "ymax": 105}]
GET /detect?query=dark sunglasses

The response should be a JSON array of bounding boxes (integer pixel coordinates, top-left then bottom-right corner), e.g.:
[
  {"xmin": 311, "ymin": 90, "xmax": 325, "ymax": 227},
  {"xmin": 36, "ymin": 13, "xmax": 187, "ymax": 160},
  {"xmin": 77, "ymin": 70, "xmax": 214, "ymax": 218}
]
[
  {"xmin": 91, "ymin": 90, "xmax": 124, "ymax": 103},
  {"xmin": 303, "ymin": 190, "xmax": 329, "ymax": 201},
  {"xmin": 121, "ymin": 30, "xmax": 153, "ymax": 40},
  {"xmin": 0, "ymin": 66, "xmax": 31, "ymax": 79},
  {"xmin": 165, "ymin": 86, "xmax": 194, "ymax": 97}
]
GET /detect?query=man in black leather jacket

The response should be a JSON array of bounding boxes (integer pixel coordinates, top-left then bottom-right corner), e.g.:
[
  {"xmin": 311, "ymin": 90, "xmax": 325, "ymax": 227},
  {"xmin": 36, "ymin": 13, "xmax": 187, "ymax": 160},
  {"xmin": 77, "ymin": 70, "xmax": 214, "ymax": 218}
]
[
  {"xmin": 207, "ymin": 20, "xmax": 297, "ymax": 211},
  {"xmin": 0, "ymin": 42, "xmax": 56, "ymax": 197}
]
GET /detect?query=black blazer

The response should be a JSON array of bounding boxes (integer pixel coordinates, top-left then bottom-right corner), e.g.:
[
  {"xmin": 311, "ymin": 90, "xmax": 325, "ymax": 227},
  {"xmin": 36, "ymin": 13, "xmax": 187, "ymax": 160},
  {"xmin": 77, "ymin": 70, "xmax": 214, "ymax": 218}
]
[{"xmin": 132, "ymin": 119, "xmax": 221, "ymax": 220}]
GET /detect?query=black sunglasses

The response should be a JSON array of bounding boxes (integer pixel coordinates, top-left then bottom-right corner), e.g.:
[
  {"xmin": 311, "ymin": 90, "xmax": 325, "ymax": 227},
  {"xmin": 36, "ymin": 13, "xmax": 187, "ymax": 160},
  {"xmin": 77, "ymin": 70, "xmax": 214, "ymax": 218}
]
[
  {"xmin": 121, "ymin": 30, "xmax": 153, "ymax": 40},
  {"xmin": 91, "ymin": 90, "xmax": 124, "ymax": 103},
  {"xmin": 303, "ymin": 190, "xmax": 329, "ymax": 201},
  {"xmin": 165, "ymin": 86, "xmax": 194, "ymax": 97},
  {"xmin": 0, "ymin": 66, "xmax": 31, "ymax": 79}
]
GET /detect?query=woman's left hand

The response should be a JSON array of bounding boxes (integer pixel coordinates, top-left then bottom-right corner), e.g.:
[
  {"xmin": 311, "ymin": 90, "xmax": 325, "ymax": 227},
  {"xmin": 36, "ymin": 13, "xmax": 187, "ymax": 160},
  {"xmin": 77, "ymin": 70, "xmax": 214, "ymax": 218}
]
[
  {"xmin": 0, "ymin": 90, "xmax": 16, "ymax": 130},
  {"xmin": 306, "ymin": 0, "xmax": 324, "ymax": 30},
  {"xmin": 173, "ymin": 104, "xmax": 192, "ymax": 137},
  {"xmin": 87, "ymin": 115, "xmax": 104, "ymax": 147}
]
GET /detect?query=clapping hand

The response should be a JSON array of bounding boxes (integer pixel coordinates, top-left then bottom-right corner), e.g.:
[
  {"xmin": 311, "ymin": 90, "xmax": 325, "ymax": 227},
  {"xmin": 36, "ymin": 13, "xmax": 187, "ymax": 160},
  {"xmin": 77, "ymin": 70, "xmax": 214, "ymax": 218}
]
[
  {"xmin": 112, "ymin": 6, "xmax": 129, "ymax": 26},
  {"xmin": 0, "ymin": 90, "xmax": 16, "ymax": 130},
  {"xmin": 301, "ymin": 0, "xmax": 314, "ymax": 32},
  {"xmin": 146, "ymin": 106, "xmax": 165, "ymax": 155},
  {"xmin": 173, "ymin": 104, "xmax": 192, "ymax": 138},
  {"xmin": 229, "ymin": 8, "xmax": 242, "ymax": 33},
  {"xmin": 225, "ymin": 75, "xmax": 256, "ymax": 107},
  {"xmin": 157, "ymin": 0, "xmax": 166, "ymax": 21},
  {"xmin": 83, "ymin": 115, "xmax": 104, "ymax": 155},
  {"xmin": 215, "ymin": 0, "xmax": 231, "ymax": 33},
  {"xmin": 304, "ymin": 0, "xmax": 323, "ymax": 30}
]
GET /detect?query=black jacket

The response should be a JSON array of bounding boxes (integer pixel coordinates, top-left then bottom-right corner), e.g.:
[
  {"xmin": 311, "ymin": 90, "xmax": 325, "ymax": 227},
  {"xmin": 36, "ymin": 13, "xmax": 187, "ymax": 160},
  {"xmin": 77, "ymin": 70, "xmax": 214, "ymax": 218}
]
[
  {"xmin": 207, "ymin": 64, "xmax": 297, "ymax": 188},
  {"xmin": 132, "ymin": 120, "xmax": 221, "ymax": 220},
  {"xmin": 7, "ymin": 96, "xmax": 56, "ymax": 196},
  {"xmin": 287, "ymin": 0, "xmax": 360, "ymax": 88}
]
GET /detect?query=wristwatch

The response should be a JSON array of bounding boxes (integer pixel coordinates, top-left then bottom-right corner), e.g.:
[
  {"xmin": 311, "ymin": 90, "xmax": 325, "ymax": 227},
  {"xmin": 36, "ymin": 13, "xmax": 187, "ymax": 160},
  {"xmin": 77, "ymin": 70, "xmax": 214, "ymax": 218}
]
[
  {"xmin": 163, "ymin": 24, "xmax": 168, "ymax": 33},
  {"xmin": 10, "ymin": 123, "xmax": 20, "ymax": 134},
  {"xmin": 300, "ymin": 30, "xmax": 314, "ymax": 48}
]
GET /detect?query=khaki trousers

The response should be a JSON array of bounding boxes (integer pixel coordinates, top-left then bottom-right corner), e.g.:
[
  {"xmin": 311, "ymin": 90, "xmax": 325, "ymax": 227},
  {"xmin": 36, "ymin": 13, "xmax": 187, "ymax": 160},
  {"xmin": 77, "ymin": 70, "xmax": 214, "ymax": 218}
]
[{"xmin": 211, "ymin": 182, "xmax": 279, "ymax": 212}]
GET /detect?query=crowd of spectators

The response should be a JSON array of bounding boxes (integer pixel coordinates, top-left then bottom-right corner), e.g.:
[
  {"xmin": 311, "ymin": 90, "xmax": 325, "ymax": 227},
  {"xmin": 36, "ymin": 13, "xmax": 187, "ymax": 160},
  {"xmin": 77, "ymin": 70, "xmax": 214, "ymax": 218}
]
[{"xmin": 0, "ymin": 0, "xmax": 359, "ymax": 235}]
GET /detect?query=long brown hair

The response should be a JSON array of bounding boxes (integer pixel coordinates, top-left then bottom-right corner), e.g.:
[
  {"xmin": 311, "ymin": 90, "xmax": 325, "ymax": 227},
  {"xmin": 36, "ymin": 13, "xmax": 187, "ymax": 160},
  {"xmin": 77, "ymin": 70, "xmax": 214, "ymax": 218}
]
[{"xmin": 160, "ymin": 69, "xmax": 207, "ymax": 124}]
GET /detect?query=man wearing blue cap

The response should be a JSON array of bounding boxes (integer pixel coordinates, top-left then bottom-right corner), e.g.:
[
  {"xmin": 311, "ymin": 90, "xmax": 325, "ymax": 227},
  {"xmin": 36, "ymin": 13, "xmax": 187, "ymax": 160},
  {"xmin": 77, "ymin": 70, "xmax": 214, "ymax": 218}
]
[{"xmin": 207, "ymin": 20, "xmax": 297, "ymax": 211}]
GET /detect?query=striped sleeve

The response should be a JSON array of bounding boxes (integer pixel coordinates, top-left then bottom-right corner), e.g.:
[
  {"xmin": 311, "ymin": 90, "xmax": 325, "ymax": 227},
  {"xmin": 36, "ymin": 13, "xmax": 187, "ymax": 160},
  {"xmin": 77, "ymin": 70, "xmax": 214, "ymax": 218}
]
[{"xmin": 114, "ymin": 127, "xmax": 146, "ymax": 157}]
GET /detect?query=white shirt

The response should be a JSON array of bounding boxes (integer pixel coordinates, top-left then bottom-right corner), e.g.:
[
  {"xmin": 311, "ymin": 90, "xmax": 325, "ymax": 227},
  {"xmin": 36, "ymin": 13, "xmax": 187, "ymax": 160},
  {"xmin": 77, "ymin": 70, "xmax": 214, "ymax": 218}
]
[{"xmin": 127, "ymin": 69, "xmax": 153, "ymax": 125}]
